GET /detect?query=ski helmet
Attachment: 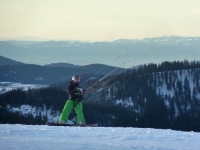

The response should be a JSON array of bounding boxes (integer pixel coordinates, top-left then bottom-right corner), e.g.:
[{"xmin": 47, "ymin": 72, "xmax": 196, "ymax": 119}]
[{"xmin": 72, "ymin": 74, "xmax": 80, "ymax": 82}]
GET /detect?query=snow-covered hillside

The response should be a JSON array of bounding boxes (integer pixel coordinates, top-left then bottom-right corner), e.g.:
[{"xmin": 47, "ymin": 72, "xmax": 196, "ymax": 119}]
[
  {"xmin": 110, "ymin": 68, "xmax": 200, "ymax": 115},
  {"xmin": 0, "ymin": 124, "xmax": 200, "ymax": 150},
  {"xmin": 3, "ymin": 68, "xmax": 200, "ymax": 125},
  {"xmin": 155, "ymin": 69, "xmax": 200, "ymax": 98},
  {"xmin": 6, "ymin": 104, "xmax": 62, "ymax": 123},
  {"xmin": 0, "ymin": 82, "xmax": 48, "ymax": 94}
]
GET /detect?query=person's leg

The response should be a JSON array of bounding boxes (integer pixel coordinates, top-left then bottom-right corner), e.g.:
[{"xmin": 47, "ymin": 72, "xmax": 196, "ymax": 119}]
[
  {"xmin": 59, "ymin": 100, "xmax": 74, "ymax": 123},
  {"xmin": 74, "ymin": 101, "xmax": 85, "ymax": 123}
]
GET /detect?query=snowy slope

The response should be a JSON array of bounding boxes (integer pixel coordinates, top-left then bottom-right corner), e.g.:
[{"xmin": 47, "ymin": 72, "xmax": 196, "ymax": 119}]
[
  {"xmin": 7, "ymin": 104, "xmax": 61, "ymax": 123},
  {"xmin": 0, "ymin": 82, "xmax": 48, "ymax": 94},
  {"xmin": 0, "ymin": 124, "xmax": 200, "ymax": 150},
  {"xmin": 111, "ymin": 68, "xmax": 200, "ymax": 117},
  {"xmin": 155, "ymin": 69, "xmax": 200, "ymax": 98}
]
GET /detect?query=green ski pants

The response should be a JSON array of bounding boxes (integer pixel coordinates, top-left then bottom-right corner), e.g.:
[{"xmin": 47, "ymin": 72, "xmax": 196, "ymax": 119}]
[{"xmin": 59, "ymin": 100, "xmax": 85, "ymax": 123}]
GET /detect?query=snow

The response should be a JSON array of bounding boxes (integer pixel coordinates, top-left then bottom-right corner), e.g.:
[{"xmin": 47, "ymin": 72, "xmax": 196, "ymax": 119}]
[
  {"xmin": 7, "ymin": 105, "xmax": 39, "ymax": 117},
  {"xmin": 0, "ymin": 82, "xmax": 48, "ymax": 94},
  {"xmin": 0, "ymin": 124, "xmax": 200, "ymax": 150},
  {"xmin": 7, "ymin": 104, "xmax": 61, "ymax": 123},
  {"xmin": 156, "ymin": 69, "xmax": 200, "ymax": 101},
  {"xmin": 116, "ymin": 97, "xmax": 134, "ymax": 107},
  {"xmin": 156, "ymin": 82, "xmax": 174, "ymax": 98}
]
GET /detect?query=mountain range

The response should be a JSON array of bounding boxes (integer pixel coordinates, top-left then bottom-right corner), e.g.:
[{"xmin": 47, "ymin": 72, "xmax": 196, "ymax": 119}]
[
  {"xmin": 0, "ymin": 55, "xmax": 24, "ymax": 66},
  {"xmin": 0, "ymin": 36, "xmax": 200, "ymax": 68},
  {"xmin": 44, "ymin": 62, "xmax": 80, "ymax": 68},
  {"xmin": 0, "ymin": 55, "xmax": 124, "ymax": 85}
]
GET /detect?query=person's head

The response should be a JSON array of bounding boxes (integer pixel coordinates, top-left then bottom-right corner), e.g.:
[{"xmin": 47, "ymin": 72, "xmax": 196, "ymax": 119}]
[{"xmin": 72, "ymin": 74, "xmax": 80, "ymax": 83}]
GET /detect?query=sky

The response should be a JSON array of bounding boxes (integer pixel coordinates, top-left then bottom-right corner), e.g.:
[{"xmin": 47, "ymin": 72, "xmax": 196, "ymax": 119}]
[
  {"xmin": 0, "ymin": 0, "xmax": 200, "ymax": 41},
  {"xmin": 1, "ymin": 124, "xmax": 200, "ymax": 150}
]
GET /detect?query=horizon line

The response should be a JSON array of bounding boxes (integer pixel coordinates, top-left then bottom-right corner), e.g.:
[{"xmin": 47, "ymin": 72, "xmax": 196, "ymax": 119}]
[{"xmin": 0, "ymin": 35, "xmax": 200, "ymax": 42}]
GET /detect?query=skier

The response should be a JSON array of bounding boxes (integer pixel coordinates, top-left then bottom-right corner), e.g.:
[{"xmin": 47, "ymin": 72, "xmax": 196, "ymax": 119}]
[{"xmin": 59, "ymin": 74, "xmax": 86, "ymax": 125}]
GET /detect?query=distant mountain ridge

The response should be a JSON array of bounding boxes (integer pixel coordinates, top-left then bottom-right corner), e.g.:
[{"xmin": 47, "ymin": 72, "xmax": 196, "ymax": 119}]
[
  {"xmin": 0, "ymin": 55, "xmax": 24, "ymax": 66},
  {"xmin": 44, "ymin": 63, "xmax": 80, "ymax": 68},
  {"xmin": 0, "ymin": 36, "xmax": 200, "ymax": 68},
  {"xmin": 0, "ymin": 62, "xmax": 124, "ymax": 85}
]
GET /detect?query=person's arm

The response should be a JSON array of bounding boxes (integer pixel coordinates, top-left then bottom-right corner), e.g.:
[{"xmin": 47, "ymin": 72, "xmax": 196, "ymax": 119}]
[{"xmin": 68, "ymin": 85, "xmax": 81, "ymax": 96}]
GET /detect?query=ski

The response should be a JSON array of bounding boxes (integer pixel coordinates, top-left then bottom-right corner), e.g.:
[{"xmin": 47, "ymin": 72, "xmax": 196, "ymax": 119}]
[{"xmin": 46, "ymin": 122, "xmax": 98, "ymax": 127}]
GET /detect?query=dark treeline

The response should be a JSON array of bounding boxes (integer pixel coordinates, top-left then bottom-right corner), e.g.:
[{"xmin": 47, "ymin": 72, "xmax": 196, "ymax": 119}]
[
  {"xmin": 1, "ymin": 60, "xmax": 200, "ymax": 132},
  {"xmin": 0, "ymin": 87, "xmax": 67, "ymax": 124},
  {"xmin": 137, "ymin": 60, "xmax": 200, "ymax": 74}
]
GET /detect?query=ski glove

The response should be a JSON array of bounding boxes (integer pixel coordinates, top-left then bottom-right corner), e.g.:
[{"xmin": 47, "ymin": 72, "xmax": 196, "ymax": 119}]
[
  {"xmin": 77, "ymin": 88, "xmax": 83, "ymax": 92},
  {"xmin": 77, "ymin": 88, "xmax": 85, "ymax": 95}
]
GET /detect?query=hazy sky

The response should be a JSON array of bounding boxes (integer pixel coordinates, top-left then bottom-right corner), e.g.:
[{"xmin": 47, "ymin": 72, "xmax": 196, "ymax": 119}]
[{"xmin": 0, "ymin": 0, "xmax": 200, "ymax": 41}]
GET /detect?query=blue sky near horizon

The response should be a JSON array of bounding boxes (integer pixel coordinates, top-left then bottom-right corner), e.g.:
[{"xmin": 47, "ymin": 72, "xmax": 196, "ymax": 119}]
[{"xmin": 0, "ymin": 0, "xmax": 200, "ymax": 41}]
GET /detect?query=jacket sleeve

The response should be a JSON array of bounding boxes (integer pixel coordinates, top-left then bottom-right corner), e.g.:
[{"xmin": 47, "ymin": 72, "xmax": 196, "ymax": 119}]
[{"xmin": 68, "ymin": 84, "xmax": 76, "ymax": 96}]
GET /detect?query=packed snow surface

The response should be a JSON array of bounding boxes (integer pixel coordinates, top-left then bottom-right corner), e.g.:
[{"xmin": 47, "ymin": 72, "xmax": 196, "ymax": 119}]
[{"xmin": 0, "ymin": 124, "xmax": 200, "ymax": 150}]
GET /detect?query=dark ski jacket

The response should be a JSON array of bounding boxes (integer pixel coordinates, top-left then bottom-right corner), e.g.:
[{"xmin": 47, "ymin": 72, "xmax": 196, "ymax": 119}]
[{"xmin": 68, "ymin": 81, "xmax": 83, "ymax": 101}]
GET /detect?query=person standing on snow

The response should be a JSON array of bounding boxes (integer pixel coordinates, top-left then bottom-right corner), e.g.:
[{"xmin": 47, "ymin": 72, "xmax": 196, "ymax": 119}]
[{"xmin": 59, "ymin": 74, "xmax": 86, "ymax": 125}]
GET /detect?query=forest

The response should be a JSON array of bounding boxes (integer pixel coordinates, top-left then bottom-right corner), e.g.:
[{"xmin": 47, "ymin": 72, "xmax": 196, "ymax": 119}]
[{"xmin": 0, "ymin": 60, "xmax": 200, "ymax": 132}]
